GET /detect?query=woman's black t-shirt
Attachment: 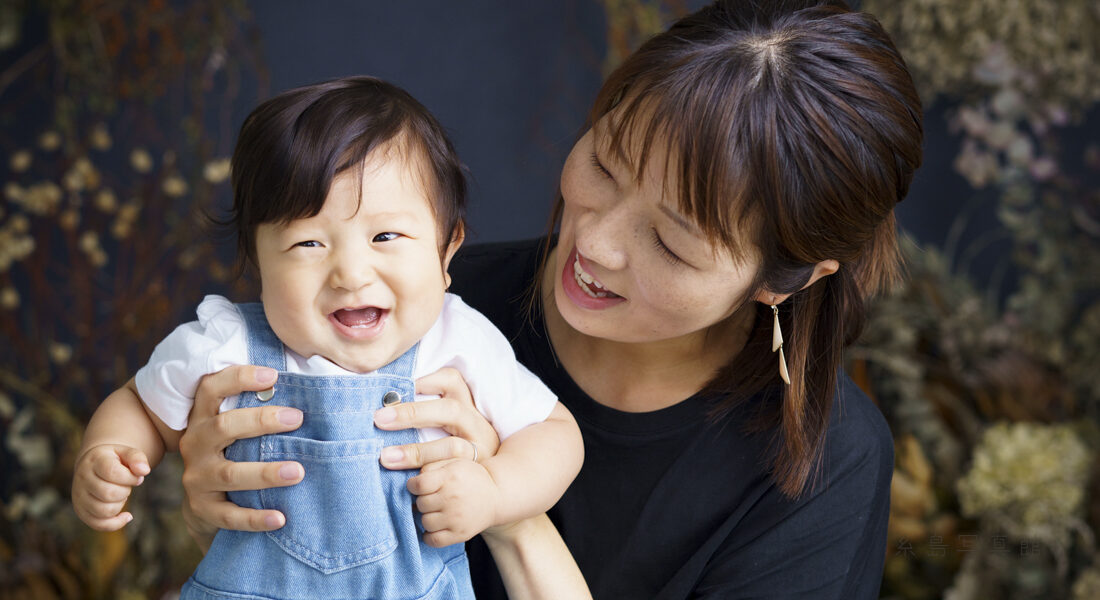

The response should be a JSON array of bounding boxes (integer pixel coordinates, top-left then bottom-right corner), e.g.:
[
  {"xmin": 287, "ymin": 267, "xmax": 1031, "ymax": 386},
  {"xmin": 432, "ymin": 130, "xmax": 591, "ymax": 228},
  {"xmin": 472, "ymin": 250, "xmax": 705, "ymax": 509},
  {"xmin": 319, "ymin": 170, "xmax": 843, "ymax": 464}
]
[{"xmin": 447, "ymin": 238, "xmax": 894, "ymax": 600}]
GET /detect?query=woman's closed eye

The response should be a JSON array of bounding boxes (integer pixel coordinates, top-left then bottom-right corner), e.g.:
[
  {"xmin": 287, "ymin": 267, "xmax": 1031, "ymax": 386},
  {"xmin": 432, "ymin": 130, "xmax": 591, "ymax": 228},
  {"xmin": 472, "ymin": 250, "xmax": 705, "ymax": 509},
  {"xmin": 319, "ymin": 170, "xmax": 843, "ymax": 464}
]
[
  {"xmin": 590, "ymin": 152, "xmax": 613, "ymax": 180},
  {"xmin": 650, "ymin": 228, "xmax": 682, "ymax": 265}
]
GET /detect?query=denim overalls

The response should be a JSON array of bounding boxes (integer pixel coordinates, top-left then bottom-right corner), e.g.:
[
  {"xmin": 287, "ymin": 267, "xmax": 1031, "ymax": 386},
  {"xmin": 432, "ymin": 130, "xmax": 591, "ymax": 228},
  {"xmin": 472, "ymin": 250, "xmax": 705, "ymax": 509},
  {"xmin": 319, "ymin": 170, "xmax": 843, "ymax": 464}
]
[{"xmin": 181, "ymin": 303, "xmax": 475, "ymax": 600}]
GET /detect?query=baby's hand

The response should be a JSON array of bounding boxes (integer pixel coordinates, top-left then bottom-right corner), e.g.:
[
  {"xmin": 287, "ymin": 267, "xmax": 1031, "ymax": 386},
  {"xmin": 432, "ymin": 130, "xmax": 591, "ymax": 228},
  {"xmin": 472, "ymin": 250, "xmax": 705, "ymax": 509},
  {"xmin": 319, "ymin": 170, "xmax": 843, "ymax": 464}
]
[
  {"xmin": 407, "ymin": 458, "xmax": 500, "ymax": 548},
  {"xmin": 72, "ymin": 444, "xmax": 151, "ymax": 531}
]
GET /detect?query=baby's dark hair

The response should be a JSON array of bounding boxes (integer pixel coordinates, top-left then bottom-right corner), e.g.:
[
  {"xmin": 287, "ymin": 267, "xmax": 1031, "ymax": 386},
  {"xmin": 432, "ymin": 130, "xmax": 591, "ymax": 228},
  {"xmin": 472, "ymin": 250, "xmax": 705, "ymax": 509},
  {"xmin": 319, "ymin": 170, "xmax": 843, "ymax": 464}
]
[{"xmin": 228, "ymin": 76, "xmax": 467, "ymax": 272}]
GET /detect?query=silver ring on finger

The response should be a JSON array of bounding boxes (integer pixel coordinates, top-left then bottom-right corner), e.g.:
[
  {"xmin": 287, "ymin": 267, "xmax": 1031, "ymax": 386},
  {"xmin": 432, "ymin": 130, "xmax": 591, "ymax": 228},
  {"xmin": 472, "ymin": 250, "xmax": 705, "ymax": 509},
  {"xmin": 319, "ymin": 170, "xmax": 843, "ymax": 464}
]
[{"xmin": 468, "ymin": 439, "xmax": 479, "ymax": 463}]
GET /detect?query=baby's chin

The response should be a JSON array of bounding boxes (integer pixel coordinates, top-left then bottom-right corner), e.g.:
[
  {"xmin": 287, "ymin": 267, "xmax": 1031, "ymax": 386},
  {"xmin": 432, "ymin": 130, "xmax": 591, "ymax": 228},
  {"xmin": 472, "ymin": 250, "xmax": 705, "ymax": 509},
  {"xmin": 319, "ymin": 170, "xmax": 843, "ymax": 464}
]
[{"xmin": 322, "ymin": 340, "xmax": 423, "ymax": 374}]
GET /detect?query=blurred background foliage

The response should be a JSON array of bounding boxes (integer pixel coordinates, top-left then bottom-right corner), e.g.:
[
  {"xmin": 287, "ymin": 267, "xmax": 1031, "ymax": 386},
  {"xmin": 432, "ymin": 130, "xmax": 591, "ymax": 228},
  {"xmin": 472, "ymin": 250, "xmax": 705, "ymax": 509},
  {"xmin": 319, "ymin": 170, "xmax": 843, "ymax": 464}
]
[
  {"xmin": 1, "ymin": 0, "xmax": 1098, "ymax": 598},
  {"xmin": 861, "ymin": 0, "xmax": 1100, "ymax": 598},
  {"xmin": 0, "ymin": 0, "xmax": 263, "ymax": 597}
]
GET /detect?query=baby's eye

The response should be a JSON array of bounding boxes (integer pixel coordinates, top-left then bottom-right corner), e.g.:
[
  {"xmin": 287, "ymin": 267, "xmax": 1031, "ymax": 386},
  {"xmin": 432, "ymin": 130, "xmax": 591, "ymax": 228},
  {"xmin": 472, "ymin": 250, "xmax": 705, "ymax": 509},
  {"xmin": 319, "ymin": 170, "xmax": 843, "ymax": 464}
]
[
  {"xmin": 373, "ymin": 232, "xmax": 401, "ymax": 243},
  {"xmin": 294, "ymin": 240, "xmax": 322, "ymax": 248}
]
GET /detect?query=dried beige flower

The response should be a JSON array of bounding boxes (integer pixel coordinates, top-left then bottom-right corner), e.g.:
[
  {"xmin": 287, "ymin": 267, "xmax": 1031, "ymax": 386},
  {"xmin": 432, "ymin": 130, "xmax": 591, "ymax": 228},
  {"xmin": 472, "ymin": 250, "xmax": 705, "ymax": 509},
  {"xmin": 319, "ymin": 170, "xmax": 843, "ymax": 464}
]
[
  {"xmin": 21, "ymin": 182, "xmax": 62, "ymax": 215},
  {"xmin": 0, "ymin": 286, "xmax": 19, "ymax": 309},
  {"xmin": 94, "ymin": 189, "xmax": 118, "ymax": 213},
  {"xmin": 58, "ymin": 208, "xmax": 79, "ymax": 231},
  {"xmin": 1073, "ymin": 564, "xmax": 1100, "ymax": 600},
  {"xmin": 203, "ymin": 158, "xmax": 232, "ymax": 183},
  {"xmin": 38, "ymin": 131, "xmax": 61, "ymax": 151},
  {"xmin": 111, "ymin": 220, "xmax": 131, "ymax": 240},
  {"xmin": 162, "ymin": 175, "xmax": 188, "ymax": 197},
  {"xmin": 78, "ymin": 231, "xmax": 99, "ymax": 253},
  {"xmin": 4, "ymin": 182, "xmax": 25, "ymax": 202},
  {"xmin": 957, "ymin": 422, "xmax": 1090, "ymax": 543},
  {"xmin": 117, "ymin": 202, "xmax": 140, "ymax": 222},
  {"xmin": 89, "ymin": 123, "xmax": 111, "ymax": 150},
  {"xmin": 8, "ymin": 214, "xmax": 29, "ymax": 233},
  {"xmin": 48, "ymin": 342, "xmax": 72, "ymax": 364},
  {"xmin": 9, "ymin": 150, "xmax": 31, "ymax": 173},
  {"xmin": 130, "ymin": 148, "xmax": 153, "ymax": 173}
]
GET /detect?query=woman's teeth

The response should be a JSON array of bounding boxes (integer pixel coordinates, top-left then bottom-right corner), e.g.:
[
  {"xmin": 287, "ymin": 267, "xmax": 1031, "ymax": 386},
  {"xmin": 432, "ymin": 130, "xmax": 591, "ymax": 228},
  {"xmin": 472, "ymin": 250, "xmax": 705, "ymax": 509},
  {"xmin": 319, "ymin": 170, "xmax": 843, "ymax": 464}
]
[{"xmin": 573, "ymin": 257, "xmax": 617, "ymax": 298}]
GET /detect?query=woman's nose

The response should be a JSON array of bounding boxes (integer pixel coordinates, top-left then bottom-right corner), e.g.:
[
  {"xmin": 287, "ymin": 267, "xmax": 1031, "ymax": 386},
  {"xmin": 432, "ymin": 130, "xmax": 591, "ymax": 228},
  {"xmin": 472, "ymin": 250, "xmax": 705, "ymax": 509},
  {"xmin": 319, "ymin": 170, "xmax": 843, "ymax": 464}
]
[{"xmin": 575, "ymin": 202, "xmax": 629, "ymax": 271}]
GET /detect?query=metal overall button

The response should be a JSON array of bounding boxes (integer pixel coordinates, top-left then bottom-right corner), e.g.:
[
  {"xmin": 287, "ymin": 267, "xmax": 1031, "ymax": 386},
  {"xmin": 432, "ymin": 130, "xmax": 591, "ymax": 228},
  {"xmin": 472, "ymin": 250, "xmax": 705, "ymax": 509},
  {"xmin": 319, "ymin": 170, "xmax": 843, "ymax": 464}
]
[
  {"xmin": 382, "ymin": 390, "xmax": 402, "ymax": 406},
  {"xmin": 256, "ymin": 387, "xmax": 275, "ymax": 402}
]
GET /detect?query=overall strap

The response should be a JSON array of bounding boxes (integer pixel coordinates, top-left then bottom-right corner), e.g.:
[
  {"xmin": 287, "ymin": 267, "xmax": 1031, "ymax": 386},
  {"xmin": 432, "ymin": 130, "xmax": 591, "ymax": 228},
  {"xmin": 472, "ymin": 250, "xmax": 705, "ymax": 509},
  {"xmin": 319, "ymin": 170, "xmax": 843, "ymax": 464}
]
[{"xmin": 234, "ymin": 303, "xmax": 287, "ymax": 372}]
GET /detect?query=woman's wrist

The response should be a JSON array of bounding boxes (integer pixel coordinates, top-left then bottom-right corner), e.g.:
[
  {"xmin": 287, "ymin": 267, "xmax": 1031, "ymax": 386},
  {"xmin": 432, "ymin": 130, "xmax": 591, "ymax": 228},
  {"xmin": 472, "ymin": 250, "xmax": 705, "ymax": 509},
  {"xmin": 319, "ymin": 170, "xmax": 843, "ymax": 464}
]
[
  {"xmin": 480, "ymin": 514, "xmax": 593, "ymax": 600},
  {"xmin": 481, "ymin": 513, "xmax": 544, "ymax": 549}
]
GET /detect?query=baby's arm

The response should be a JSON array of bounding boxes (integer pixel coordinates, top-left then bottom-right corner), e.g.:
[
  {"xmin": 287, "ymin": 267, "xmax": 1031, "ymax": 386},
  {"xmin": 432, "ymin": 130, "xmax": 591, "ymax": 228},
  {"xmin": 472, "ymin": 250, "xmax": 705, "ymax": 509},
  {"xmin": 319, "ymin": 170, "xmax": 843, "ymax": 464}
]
[
  {"xmin": 408, "ymin": 402, "xmax": 583, "ymax": 547},
  {"xmin": 72, "ymin": 379, "xmax": 182, "ymax": 531}
]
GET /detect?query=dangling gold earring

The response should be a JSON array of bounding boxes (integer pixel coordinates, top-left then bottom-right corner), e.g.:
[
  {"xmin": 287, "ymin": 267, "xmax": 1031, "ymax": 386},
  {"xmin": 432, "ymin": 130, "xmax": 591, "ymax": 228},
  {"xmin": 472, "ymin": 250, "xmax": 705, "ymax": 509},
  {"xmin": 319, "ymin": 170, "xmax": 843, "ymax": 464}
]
[{"xmin": 771, "ymin": 304, "xmax": 791, "ymax": 385}]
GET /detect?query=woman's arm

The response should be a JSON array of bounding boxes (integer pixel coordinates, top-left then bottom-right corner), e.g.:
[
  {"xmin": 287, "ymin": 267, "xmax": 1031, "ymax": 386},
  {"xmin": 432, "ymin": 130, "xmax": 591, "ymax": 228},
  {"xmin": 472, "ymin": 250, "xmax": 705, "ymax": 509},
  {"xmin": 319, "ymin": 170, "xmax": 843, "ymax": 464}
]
[
  {"xmin": 178, "ymin": 365, "xmax": 305, "ymax": 550},
  {"xmin": 481, "ymin": 515, "xmax": 593, "ymax": 600}
]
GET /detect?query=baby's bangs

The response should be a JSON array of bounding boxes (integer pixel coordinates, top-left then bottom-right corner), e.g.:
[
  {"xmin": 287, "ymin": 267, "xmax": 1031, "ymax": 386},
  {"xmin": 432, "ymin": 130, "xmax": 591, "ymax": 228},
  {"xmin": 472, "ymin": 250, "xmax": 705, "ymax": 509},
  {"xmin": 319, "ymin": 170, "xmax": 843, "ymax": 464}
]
[{"xmin": 598, "ymin": 81, "xmax": 760, "ymax": 266}]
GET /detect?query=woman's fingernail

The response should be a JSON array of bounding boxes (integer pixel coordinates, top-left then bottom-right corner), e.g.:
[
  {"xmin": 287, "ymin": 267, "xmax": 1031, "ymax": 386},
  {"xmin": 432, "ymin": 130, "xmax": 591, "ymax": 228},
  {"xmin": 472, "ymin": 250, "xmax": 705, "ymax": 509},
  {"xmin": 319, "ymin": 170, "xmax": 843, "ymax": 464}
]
[
  {"xmin": 264, "ymin": 513, "xmax": 284, "ymax": 529},
  {"xmin": 374, "ymin": 407, "xmax": 395, "ymax": 425},
  {"xmin": 278, "ymin": 464, "xmax": 301, "ymax": 480},
  {"xmin": 124, "ymin": 513, "xmax": 134, "ymax": 524},
  {"xmin": 277, "ymin": 408, "xmax": 303, "ymax": 426},
  {"xmin": 136, "ymin": 476, "xmax": 145, "ymax": 485},
  {"xmin": 256, "ymin": 367, "xmax": 277, "ymax": 384},
  {"xmin": 381, "ymin": 447, "xmax": 404, "ymax": 464}
]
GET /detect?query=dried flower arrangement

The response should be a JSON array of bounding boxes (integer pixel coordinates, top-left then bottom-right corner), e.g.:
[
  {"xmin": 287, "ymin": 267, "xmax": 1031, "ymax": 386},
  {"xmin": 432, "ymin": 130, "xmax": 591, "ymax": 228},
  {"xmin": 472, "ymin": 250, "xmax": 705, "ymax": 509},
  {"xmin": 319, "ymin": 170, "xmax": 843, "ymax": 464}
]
[
  {"xmin": 859, "ymin": 0, "xmax": 1100, "ymax": 598},
  {"xmin": 0, "ymin": 1, "xmax": 265, "ymax": 597}
]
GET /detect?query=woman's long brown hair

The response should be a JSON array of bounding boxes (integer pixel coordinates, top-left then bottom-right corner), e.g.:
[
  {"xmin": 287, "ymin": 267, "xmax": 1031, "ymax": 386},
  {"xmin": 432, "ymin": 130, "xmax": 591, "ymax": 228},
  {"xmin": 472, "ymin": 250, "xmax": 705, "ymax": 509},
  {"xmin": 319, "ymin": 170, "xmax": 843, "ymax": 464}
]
[{"xmin": 539, "ymin": 0, "xmax": 922, "ymax": 498}]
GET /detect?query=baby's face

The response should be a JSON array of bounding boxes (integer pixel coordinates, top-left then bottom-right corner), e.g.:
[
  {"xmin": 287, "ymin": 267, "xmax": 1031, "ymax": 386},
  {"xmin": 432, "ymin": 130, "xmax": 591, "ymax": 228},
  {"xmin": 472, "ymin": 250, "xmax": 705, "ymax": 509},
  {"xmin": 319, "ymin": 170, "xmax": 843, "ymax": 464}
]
[{"xmin": 254, "ymin": 150, "xmax": 459, "ymax": 373}]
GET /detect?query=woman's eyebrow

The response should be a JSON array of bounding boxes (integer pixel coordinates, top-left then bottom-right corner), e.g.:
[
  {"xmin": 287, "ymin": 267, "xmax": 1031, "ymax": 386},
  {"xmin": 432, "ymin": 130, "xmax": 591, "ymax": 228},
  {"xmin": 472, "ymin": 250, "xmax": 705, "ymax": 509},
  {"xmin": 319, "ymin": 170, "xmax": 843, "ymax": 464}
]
[{"xmin": 659, "ymin": 203, "xmax": 701, "ymax": 236}]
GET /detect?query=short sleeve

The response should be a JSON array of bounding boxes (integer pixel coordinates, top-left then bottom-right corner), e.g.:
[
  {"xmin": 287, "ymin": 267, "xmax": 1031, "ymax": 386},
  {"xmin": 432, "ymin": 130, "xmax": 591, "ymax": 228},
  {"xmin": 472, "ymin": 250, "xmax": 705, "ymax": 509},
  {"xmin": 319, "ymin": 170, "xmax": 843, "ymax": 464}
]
[
  {"xmin": 689, "ymin": 379, "xmax": 894, "ymax": 599},
  {"xmin": 417, "ymin": 294, "xmax": 558, "ymax": 440},
  {"xmin": 133, "ymin": 295, "xmax": 248, "ymax": 430}
]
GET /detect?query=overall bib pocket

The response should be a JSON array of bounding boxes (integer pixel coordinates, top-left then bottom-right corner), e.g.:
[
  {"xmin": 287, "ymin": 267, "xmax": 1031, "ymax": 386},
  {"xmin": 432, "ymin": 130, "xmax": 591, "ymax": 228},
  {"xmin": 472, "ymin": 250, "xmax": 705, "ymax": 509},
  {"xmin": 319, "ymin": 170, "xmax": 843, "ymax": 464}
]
[{"xmin": 260, "ymin": 434, "xmax": 397, "ymax": 574}]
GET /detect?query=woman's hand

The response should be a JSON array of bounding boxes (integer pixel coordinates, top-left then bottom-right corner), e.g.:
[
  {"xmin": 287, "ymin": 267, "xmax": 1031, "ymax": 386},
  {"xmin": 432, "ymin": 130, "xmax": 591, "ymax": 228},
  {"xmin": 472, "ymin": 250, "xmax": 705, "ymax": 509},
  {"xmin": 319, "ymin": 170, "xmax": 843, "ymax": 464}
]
[
  {"xmin": 373, "ymin": 367, "xmax": 501, "ymax": 469},
  {"xmin": 178, "ymin": 365, "xmax": 305, "ymax": 551}
]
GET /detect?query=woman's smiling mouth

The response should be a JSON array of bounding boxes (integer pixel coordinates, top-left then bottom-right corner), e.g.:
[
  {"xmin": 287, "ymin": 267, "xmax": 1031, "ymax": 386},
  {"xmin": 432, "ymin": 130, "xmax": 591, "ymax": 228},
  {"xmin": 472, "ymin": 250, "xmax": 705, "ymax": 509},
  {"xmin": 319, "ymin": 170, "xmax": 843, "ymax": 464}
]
[
  {"xmin": 560, "ymin": 247, "xmax": 626, "ymax": 310},
  {"xmin": 573, "ymin": 256, "xmax": 619, "ymax": 298}
]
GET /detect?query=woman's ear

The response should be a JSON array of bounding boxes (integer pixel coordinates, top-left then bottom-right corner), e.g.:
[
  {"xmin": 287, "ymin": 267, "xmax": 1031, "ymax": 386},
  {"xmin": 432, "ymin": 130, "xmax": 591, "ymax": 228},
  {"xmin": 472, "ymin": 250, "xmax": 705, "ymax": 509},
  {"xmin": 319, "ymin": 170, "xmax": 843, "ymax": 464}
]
[{"xmin": 753, "ymin": 259, "xmax": 839, "ymax": 305}]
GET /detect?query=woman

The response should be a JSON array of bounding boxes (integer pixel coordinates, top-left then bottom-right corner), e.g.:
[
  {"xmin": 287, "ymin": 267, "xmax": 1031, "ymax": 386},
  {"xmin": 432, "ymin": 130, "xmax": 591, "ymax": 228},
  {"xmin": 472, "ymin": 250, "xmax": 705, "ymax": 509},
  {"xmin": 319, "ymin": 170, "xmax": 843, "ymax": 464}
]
[{"xmin": 178, "ymin": 1, "xmax": 922, "ymax": 597}]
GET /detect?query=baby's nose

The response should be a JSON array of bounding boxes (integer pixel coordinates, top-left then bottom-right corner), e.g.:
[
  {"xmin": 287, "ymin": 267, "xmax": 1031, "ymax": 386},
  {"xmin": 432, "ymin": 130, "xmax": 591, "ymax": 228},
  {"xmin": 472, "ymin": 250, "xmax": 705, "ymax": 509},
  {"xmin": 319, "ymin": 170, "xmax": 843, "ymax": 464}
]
[{"xmin": 328, "ymin": 251, "xmax": 376, "ymax": 291}]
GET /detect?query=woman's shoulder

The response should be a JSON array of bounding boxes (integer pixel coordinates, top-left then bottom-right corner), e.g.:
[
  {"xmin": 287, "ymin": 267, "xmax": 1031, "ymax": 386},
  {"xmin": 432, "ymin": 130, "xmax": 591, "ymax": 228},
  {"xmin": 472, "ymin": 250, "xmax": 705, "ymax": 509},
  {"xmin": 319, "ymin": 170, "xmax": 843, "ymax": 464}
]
[
  {"xmin": 449, "ymin": 237, "xmax": 546, "ymax": 286},
  {"xmin": 811, "ymin": 370, "xmax": 894, "ymax": 499}
]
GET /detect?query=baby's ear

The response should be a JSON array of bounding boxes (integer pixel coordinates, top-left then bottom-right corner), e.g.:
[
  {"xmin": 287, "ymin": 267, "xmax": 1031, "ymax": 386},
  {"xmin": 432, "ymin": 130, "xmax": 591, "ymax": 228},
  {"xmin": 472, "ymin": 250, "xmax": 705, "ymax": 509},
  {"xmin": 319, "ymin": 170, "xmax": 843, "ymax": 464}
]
[{"xmin": 441, "ymin": 223, "xmax": 466, "ymax": 275}]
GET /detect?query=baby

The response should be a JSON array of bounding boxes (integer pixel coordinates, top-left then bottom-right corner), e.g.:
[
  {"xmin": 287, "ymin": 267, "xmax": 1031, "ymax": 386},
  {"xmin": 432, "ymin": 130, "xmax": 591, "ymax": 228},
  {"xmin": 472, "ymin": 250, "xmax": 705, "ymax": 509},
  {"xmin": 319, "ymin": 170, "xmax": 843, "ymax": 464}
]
[{"xmin": 71, "ymin": 76, "xmax": 582, "ymax": 599}]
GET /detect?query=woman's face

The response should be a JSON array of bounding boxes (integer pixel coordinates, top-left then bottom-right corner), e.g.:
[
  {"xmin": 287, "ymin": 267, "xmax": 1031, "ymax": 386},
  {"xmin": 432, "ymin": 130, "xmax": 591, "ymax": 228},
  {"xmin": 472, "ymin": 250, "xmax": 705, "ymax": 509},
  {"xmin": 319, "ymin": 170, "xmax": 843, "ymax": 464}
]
[{"xmin": 552, "ymin": 122, "xmax": 761, "ymax": 345}]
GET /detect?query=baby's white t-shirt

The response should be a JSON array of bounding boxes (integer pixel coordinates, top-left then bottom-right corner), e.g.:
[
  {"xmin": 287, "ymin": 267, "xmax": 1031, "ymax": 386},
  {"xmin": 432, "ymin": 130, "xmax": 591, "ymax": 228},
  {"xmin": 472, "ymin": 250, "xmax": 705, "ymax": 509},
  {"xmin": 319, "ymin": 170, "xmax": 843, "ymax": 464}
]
[{"xmin": 133, "ymin": 293, "xmax": 557, "ymax": 442}]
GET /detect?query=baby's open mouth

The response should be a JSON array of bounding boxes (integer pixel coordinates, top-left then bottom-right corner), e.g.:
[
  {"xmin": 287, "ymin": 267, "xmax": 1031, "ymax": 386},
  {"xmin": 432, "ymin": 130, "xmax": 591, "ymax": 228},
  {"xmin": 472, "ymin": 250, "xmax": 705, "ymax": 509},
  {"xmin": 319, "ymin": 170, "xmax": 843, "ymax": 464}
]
[{"xmin": 332, "ymin": 307, "xmax": 384, "ymax": 329}]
